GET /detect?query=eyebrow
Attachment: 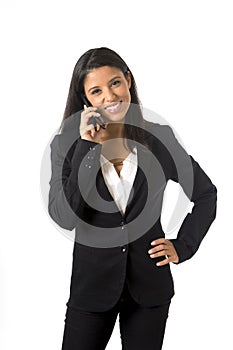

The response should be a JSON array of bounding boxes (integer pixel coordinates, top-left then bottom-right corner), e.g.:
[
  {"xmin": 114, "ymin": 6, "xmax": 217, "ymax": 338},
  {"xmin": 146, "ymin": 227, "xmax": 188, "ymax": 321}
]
[{"xmin": 88, "ymin": 75, "xmax": 122, "ymax": 93}]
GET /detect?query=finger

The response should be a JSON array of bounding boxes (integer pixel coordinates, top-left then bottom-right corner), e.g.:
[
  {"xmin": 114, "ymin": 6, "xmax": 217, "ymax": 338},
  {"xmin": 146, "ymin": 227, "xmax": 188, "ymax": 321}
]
[
  {"xmin": 151, "ymin": 238, "xmax": 166, "ymax": 246},
  {"xmin": 148, "ymin": 244, "xmax": 167, "ymax": 254},
  {"xmin": 156, "ymin": 257, "xmax": 171, "ymax": 266},
  {"xmin": 86, "ymin": 113, "xmax": 102, "ymax": 123},
  {"xmin": 85, "ymin": 124, "xmax": 95, "ymax": 131},
  {"xmin": 84, "ymin": 111, "xmax": 101, "ymax": 118},
  {"xmin": 149, "ymin": 250, "xmax": 167, "ymax": 258},
  {"xmin": 80, "ymin": 113, "xmax": 101, "ymax": 131},
  {"xmin": 85, "ymin": 106, "xmax": 98, "ymax": 112},
  {"xmin": 81, "ymin": 106, "xmax": 98, "ymax": 118},
  {"xmin": 91, "ymin": 123, "xmax": 100, "ymax": 136},
  {"xmin": 149, "ymin": 249, "xmax": 170, "ymax": 258}
]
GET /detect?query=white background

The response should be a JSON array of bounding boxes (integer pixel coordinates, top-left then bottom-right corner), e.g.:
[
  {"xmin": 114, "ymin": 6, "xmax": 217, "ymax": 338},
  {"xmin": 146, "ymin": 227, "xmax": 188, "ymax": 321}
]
[{"xmin": 0, "ymin": 1, "xmax": 232, "ymax": 349}]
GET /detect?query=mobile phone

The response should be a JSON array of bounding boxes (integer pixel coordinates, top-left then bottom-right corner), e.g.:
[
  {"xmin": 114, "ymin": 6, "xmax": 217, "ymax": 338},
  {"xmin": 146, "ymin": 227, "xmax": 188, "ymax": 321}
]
[{"xmin": 81, "ymin": 94, "xmax": 106, "ymax": 130}]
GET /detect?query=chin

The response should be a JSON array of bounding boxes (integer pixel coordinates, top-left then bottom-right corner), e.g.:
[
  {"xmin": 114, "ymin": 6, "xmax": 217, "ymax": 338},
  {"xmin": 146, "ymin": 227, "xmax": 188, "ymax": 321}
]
[{"xmin": 103, "ymin": 114, "xmax": 126, "ymax": 124}]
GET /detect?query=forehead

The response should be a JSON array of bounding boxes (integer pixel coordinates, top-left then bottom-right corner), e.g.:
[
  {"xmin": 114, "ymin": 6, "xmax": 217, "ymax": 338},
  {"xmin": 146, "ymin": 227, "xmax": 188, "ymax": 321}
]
[{"xmin": 84, "ymin": 66, "xmax": 123, "ymax": 86}]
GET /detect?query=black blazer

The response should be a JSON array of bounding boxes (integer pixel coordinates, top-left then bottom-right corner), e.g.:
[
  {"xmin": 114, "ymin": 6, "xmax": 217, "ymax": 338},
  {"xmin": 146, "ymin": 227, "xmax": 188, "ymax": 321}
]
[{"xmin": 48, "ymin": 115, "xmax": 217, "ymax": 312}]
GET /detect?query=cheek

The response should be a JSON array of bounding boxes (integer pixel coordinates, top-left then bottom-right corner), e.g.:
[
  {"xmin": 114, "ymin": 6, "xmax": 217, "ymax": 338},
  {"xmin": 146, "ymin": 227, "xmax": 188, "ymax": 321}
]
[
  {"xmin": 117, "ymin": 85, "xmax": 131, "ymax": 101},
  {"xmin": 88, "ymin": 95, "xmax": 102, "ymax": 107},
  {"xmin": 125, "ymin": 89, "xmax": 131, "ymax": 102}
]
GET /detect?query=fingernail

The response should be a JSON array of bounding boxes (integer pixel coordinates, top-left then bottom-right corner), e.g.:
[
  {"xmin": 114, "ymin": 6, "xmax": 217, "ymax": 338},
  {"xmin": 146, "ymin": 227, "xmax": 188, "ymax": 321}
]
[
  {"xmin": 151, "ymin": 242, "xmax": 155, "ymax": 245},
  {"xmin": 156, "ymin": 262, "xmax": 160, "ymax": 266}
]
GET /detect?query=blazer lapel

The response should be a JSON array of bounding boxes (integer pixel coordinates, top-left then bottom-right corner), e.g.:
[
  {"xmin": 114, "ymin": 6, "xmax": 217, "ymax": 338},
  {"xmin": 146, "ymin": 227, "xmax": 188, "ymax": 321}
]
[{"xmin": 124, "ymin": 143, "xmax": 152, "ymax": 218}]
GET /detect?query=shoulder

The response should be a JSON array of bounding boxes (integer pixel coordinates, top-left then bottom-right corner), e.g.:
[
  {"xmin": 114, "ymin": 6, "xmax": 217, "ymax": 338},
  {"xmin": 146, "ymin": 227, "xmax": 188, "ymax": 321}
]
[
  {"xmin": 50, "ymin": 113, "xmax": 81, "ymax": 157},
  {"xmin": 61, "ymin": 112, "xmax": 81, "ymax": 134},
  {"xmin": 143, "ymin": 120, "xmax": 178, "ymax": 148},
  {"xmin": 144, "ymin": 119, "xmax": 175, "ymax": 135}
]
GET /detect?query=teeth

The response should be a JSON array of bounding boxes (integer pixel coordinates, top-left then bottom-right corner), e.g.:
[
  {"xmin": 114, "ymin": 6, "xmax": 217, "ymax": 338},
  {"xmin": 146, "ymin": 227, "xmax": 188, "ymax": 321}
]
[{"xmin": 106, "ymin": 102, "xmax": 121, "ymax": 111}]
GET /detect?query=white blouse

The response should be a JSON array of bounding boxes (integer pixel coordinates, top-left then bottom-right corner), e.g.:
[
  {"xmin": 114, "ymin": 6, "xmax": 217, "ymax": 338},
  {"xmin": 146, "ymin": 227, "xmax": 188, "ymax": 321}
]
[{"xmin": 99, "ymin": 146, "xmax": 138, "ymax": 215}]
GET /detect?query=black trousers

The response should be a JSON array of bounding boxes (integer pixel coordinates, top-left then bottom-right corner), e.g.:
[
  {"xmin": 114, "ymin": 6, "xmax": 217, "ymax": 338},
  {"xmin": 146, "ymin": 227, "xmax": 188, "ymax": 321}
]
[{"xmin": 62, "ymin": 281, "xmax": 171, "ymax": 350}]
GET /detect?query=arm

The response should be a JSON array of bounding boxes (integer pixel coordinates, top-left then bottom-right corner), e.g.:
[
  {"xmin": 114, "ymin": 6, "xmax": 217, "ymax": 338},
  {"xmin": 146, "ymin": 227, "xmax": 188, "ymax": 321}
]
[
  {"xmin": 146, "ymin": 122, "xmax": 217, "ymax": 264},
  {"xmin": 169, "ymin": 156, "xmax": 217, "ymax": 263},
  {"xmin": 166, "ymin": 126, "xmax": 217, "ymax": 263},
  {"xmin": 48, "ymin": 132, "xmax": 102, "ymax": 231}
]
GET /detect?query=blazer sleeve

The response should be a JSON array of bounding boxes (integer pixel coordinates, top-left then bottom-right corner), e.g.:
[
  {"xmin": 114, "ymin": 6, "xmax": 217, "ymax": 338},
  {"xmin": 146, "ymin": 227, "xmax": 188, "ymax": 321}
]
[
  {"xmin": 163, "ymin": 126, "xmax": 217, "ymax": 264},
  {"xmin": 48, "ymin": 132, "xmax": 102, "ymax": 231}
]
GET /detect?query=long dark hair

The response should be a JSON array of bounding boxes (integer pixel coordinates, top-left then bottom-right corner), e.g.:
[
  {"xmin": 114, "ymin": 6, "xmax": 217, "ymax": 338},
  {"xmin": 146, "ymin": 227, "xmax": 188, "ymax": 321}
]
[{"xmin": 59, "ymin": 47, "xmax": 150, "ymax": 152}]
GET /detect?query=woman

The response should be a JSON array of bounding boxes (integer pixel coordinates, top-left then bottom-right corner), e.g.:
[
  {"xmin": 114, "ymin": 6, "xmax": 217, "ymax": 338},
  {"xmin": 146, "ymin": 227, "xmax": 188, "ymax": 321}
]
[{"xmin": 48, "ymin": 47, "xmax": 217, "ymax": 350}]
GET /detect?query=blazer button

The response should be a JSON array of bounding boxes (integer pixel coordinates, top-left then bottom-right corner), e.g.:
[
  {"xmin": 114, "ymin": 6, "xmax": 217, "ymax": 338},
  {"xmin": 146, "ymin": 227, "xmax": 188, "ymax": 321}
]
[{"xmin": 121, "ymin": 246, "xmax": 127, "ymax": 252}]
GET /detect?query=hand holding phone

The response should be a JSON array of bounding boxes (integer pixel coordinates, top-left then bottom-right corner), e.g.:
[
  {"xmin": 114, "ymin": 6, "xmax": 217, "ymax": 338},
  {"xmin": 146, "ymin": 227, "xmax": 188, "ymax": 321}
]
[
  {"xmin": 80, "ymin": 94, "xmax": 108, "ymax": 143},
  {"xmin": 82, "ymin": 94, "xmax": 106, "ymax": 131}
]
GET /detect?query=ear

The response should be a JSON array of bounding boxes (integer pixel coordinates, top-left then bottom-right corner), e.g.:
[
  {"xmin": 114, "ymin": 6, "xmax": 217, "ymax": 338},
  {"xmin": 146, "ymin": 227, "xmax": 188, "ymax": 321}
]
[{"xmin": 126, "ymin": 71, "xmax": 132, "ymax": 89}]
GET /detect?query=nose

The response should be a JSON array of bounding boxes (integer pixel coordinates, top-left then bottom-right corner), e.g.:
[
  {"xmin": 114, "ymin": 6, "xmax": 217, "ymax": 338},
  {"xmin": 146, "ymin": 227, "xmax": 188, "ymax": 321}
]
[{"xmin": 103, "ymin": 88, "xmax": 117, "ymax": 103}]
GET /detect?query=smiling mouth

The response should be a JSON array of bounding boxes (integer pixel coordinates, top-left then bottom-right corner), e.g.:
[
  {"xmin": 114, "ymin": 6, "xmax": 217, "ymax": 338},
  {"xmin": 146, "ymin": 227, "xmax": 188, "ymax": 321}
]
[{"xmin": 105, "ymin": 101, "xmax": 122, "ymax": 113}]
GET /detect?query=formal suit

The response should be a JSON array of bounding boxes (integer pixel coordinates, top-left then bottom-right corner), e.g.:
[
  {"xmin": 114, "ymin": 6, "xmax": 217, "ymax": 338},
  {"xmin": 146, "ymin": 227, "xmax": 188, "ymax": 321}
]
[{"xmin": 48, "ymin": 113, "xmax": 217, "ymax": 313}]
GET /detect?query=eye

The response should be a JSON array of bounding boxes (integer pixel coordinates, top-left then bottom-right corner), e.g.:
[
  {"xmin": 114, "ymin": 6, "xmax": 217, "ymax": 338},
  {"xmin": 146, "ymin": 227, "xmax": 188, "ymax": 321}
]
[
  {"xmin": 111, "ymin": 80, "xmax": 120, "ymax": 87},
  {"xmin": 91, "ymin": 88, "xmax": 101, "ymax": 95}
]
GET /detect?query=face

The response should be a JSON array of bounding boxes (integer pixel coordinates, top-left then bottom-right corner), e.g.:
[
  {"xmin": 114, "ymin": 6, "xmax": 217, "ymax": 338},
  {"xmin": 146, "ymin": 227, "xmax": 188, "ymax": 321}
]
[{"xmin": 83, "ymin": 66, "xmax": 131, "ymax": 123}]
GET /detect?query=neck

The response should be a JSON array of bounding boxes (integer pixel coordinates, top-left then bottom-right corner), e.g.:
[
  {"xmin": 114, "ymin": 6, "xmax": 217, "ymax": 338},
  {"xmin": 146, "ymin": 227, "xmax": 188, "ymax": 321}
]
[
  {"xmin": 101, "ymin": 122, "xmax": 130, "ymax": 158},
  {"xmin": 101, "ymin": 122, "xmax": 125, "ymax": 141}
]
